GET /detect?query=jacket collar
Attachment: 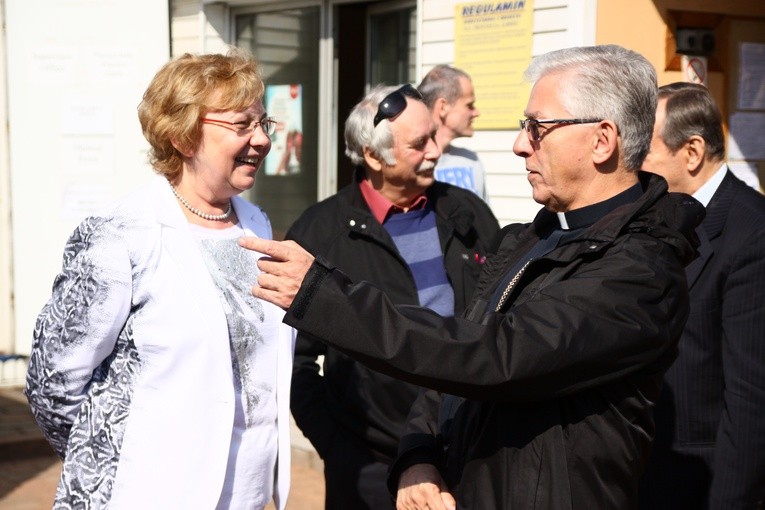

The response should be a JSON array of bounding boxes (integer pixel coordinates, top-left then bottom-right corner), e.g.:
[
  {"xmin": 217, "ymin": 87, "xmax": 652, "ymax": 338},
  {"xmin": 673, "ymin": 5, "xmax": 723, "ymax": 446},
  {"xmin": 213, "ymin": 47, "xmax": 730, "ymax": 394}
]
[
  {"xmin": 149, "ymin": 174, "xmax": 267, "ymax": 238},
  {"xmin": 151, "ymin": 174, "xmax": 188, "ymax": 228},
  {"xmin": 684, "ymin": 169, "xmax": 736, "ymax": 287},
  {"xmin": 700, "ymin": 169, "xmax": 735, "ymax": 242},
  {"xmin": 523, "ymin": 172, "xmax": 703, "ymax": 266},
  {"xmin": 147, "ymin": 174, "xmax": 229, "ymax": 346},
  {"xmin": 346, "ymin": 167, "xmax": 476, "ymax": 237}
]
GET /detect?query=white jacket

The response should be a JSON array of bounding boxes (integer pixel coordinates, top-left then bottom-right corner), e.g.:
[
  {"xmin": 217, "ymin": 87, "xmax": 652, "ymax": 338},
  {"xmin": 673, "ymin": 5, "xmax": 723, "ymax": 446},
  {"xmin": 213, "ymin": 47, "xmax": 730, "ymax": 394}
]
[{"xmin": 26, "ymin": 175, "xmax": 294, "ymax": 509}]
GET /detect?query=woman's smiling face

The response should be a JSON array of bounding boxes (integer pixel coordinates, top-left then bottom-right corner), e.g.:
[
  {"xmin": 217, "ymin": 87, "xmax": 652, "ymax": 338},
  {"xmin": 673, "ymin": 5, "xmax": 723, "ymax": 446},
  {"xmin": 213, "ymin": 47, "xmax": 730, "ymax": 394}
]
[{"xmin": 190, "ymin": 100, "xmax": 272, "ymax": 196}]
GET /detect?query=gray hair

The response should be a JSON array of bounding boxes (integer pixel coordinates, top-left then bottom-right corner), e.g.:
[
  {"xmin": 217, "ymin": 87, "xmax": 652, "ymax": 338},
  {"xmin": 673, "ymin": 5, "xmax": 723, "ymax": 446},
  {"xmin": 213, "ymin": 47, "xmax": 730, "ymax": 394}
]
[
  {"xmin": 525, "ymin": 45, "xmax": 657, "ymax": 171},
  {"xmin": 418, "ymin": 64, "xmax": 472, "ymax": 109},
  {"xmin": 344, "ymin": 84, "xmax": 400, "ymax": 167}
]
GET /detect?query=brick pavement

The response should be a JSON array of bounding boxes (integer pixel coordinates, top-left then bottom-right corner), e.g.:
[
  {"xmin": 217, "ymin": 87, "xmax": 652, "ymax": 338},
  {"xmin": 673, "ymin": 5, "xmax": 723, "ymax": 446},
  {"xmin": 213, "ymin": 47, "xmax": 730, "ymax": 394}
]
[{"xmin": 0, "ymin": 387, "xmax": 325, "ymax": 509}]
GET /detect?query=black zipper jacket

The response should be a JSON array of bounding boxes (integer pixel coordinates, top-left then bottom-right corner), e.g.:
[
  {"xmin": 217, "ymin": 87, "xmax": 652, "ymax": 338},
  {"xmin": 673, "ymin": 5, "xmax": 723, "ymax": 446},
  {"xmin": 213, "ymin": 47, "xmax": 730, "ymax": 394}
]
[
  {"xmin": 286, "ymin": 172, "xmax": 500, "ymax": 463},
  {"xmin": 284, "ymin": 172, "xmax": 704, "ymax": 508}
]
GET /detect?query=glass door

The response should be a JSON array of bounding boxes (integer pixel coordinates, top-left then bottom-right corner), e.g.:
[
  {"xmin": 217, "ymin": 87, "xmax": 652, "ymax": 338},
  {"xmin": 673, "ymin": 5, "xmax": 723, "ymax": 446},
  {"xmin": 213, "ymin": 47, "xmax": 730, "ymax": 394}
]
[
  {"xmin": 235, "ymin": 7, "xmax": 320, "ymax": 239},
  {"xmin": 335, "ymin": 0, "xmax": 417, "ymax": 189},
  {"xmin": 234, "ymin": 1, "xmax": 418, "ymax": 217},
  {"xmin": 368, "ymin": 1, "xmax": 417, "ymax": 86}
]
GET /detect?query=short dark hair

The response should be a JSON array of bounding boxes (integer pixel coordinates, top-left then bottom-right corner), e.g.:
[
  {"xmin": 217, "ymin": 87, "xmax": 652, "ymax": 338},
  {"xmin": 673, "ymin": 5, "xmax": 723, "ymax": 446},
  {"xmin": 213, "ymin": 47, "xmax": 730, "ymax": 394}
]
[
  {"xmin": 418, "ymin": 64, "xmax": 471, "ymax": 109},
  {"xmin": 657, "ymin": 82, "xmax": 725, "ymax": 161}
]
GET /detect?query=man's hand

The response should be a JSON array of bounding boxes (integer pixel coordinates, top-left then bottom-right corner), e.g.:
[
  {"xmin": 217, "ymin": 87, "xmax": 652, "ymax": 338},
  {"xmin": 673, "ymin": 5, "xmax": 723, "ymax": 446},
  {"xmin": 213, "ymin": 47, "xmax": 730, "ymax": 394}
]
[
  {"xmin": 238, "ymin": 237, "xmax": 315, "ymax": 309},
  {"xmin": 396, "ymin": 464, "xmax": 456, "ymax": 510}
]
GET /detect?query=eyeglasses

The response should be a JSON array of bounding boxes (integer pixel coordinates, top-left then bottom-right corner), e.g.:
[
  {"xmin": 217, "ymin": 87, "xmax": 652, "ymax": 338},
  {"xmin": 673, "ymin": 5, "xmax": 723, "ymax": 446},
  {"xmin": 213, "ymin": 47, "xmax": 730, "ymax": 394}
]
[
  {"xmin": 201, "ymin": 116, "xmax": 277, "ymax": 137},
  {"xmin": 519, "ymin": 118, "xmax": 603, "ymax": 142},
  {"xmin": 373, "ymin": 84, "xmax": 424, "ymax": 127}
]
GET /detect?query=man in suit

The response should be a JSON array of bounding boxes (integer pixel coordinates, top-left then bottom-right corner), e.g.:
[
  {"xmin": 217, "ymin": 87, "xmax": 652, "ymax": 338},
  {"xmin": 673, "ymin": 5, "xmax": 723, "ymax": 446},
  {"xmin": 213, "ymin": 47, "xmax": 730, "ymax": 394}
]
[{"xmin": 640, "ymin": 82, "xmax": 765, "ymax": 509}]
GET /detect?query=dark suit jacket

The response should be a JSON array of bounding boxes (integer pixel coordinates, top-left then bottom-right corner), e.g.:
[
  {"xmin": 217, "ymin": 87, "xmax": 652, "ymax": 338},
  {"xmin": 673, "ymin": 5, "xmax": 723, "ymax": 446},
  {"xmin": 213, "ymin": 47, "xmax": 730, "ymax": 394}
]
[{"xmin": 640, "ymin": 169, "xmax": 765, "ymax": 509}]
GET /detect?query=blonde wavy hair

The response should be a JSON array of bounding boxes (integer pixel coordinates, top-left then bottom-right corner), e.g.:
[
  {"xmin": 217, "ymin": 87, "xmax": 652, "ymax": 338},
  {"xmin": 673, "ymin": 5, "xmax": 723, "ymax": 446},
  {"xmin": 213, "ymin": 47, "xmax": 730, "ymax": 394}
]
[{"xmin": 138, "ymin": 48, "xmax": 264, "ymax": 180}]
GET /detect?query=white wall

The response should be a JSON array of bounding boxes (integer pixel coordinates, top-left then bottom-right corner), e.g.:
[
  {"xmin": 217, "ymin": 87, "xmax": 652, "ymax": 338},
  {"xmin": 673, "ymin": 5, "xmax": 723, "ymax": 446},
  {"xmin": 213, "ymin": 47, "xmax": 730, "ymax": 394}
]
[
  {"xmin": 171, "ymin": 0, "xmax": 231, "ymax": 57},
  {"xmin": 172, "ymin": 0, "xmax": 205, "ymax": 55},
  {"xmin": 5, "ymin": 0, "xmax": 170, "ymax": 354},
  {"xmin": 1, "ymin": 0, "xmax": 14, "ymax": 358},
  {"xmin": 420, "ymin": 0, "xmax": 597, "ymax": 226}
]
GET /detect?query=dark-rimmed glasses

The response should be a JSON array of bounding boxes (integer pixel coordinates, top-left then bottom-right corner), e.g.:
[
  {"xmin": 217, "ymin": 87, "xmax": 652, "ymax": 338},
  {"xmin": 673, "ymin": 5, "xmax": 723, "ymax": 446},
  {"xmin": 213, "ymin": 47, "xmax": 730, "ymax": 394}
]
[
  {"xmin": 519, "ymin": 118, "xmax": 603, "ymax": 142},
  {"xmin": 201, "ymin": 117, "xmax": 277, "ymax": 137},
  {"xmin": 373, "ymin": 84, "xmax": 423, "ymax": 127}
]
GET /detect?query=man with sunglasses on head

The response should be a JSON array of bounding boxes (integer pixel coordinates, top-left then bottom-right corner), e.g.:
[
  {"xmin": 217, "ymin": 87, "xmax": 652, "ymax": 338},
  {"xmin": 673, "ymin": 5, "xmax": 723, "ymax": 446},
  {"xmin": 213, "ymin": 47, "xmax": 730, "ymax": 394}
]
[
  {"xmin": 241, "ymin": 45, "xmax": 704, "ymax": 508},
  {"xmin": 284, "ymin": 83, "xmax": 499, "ymax": 509}
]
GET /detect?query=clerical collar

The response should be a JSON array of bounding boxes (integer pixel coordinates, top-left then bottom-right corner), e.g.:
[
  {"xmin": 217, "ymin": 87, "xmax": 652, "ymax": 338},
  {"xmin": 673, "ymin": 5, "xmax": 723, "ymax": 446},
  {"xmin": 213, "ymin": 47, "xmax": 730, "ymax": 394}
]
[{"xmin": 556, "ymin": 182, "xmax": 643, "ymax": 230}]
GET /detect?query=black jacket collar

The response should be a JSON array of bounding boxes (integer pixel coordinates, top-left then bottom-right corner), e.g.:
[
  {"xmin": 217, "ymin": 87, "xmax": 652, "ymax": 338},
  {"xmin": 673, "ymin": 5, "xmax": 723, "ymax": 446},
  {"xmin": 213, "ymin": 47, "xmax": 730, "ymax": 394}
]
[{"xmin": 344, "ymin": 167, "xmax": 476, "ymax": 238}]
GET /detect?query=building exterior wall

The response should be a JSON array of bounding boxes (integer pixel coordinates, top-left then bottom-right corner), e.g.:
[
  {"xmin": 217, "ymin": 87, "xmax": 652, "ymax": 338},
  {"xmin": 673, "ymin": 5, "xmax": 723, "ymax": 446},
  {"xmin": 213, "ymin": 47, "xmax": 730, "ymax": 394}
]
[
  {"xmin": 597, "ymin": 0, "xmax": 765, "ymax": 189},
  {"xmin": 0, "ymin": 0, "xmax": 15, "ymax": 369},
  {"xmin": 0, "ymin": 0, "xmax": 169, "ymax": 386},
  {"xmin": 420, "ymin": 0, "xmax": 596, "ymax": 226},
  {"xmin": 171, "ymin": 0, "xmax": 231, "ymax": 57},
  {"xmin": 2, "ymin": 0, "xmax": 762, "ymax": 379},
  {"xmin": 171, "ymin": 1, "xmax": 599, "ymax": 226},
  {"xmin": 172, "ymin": 0, "xmax": 205, "ymax": 56},
  {"xmin": 166, "ymin": 0, "xmax": 764, "ymax": 227}
]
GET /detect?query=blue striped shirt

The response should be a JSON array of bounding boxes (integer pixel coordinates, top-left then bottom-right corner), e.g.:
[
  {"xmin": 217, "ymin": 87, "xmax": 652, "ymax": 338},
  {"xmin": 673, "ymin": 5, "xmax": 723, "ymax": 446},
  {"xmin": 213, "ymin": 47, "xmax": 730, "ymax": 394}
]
[{"xmin": 383, "ymin": 206, "xmax": 455, "ymax": 317}]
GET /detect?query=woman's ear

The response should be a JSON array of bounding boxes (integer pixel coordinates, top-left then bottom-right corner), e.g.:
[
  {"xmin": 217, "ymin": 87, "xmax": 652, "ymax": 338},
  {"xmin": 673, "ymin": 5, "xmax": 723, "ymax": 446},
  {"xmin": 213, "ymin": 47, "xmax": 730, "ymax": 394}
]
[{"xmin": 171, "ymin": 137, "xmax": 194, "ymax": 158}]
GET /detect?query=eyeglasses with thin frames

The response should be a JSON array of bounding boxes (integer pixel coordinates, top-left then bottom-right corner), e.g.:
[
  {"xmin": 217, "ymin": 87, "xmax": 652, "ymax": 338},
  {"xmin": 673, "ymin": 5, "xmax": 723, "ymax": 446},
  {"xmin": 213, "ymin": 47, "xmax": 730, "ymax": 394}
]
[
  {"xmin": 373, "ymin": 84, "xmax": 424, "ymax": 127},
  {"xmin": 201, "ymin": 116, "xmax": 277, "ymax": 137},
  {"xmin": 519, "ymin": 118, "xmax": 603, "ymax": 142}
]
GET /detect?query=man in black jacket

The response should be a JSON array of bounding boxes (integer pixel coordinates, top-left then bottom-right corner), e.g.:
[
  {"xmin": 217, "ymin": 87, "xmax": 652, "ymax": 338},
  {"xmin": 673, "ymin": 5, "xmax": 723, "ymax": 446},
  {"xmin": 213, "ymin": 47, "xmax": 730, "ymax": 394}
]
[
  {"xmin": 286, "ymin": 84, "xmax": 499, "ymax": 509},
  {"xmin": 639, "ymin": 83, "xmax": 765, "ymax": 509},
  {"xmin": 242, "ymin": 45, "xmax": 704, "ymax": 509}
]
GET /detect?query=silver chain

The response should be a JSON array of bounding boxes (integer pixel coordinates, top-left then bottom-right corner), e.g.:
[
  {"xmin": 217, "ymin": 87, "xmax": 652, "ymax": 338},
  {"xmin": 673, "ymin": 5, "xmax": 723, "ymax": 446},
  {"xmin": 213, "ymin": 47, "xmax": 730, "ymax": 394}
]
[{"xmin": 495, "ymin": 260, "xmax": 532, "ymax": 312}]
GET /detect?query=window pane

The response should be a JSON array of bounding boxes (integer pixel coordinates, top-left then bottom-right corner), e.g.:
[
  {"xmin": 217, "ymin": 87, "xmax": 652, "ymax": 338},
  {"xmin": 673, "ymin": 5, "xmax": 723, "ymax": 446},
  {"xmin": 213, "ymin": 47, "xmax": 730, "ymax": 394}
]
[
  {"xmin": 236, "ymin": 8, "xmax": 320, "ymax": 239},
  {"xmin": 369, "ymin": 7, "xmax": 416, "ymax": 85}
]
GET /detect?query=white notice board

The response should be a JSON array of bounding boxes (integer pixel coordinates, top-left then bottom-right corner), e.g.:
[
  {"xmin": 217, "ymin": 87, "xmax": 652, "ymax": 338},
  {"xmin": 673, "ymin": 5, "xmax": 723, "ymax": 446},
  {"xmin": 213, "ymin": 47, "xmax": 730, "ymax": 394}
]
[{"xmin": 5, "ymin": 0, "xmax": 170, "ymax": 353}]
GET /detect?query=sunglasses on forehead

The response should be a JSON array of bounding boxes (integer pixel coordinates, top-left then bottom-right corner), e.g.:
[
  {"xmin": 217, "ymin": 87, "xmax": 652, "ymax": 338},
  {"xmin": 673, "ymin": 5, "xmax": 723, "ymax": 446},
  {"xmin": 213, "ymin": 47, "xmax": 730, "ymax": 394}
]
[{"xmin": 373, "ymin": 84, "xmax": 423, "ymax": 127}]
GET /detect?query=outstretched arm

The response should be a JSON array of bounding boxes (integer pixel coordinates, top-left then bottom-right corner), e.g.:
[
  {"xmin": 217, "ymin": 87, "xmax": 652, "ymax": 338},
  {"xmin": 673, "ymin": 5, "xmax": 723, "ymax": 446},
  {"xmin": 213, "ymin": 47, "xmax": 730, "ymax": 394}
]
[{"xmin": 242, "ymin": 235, "xmax": 687, "ymax": 403}]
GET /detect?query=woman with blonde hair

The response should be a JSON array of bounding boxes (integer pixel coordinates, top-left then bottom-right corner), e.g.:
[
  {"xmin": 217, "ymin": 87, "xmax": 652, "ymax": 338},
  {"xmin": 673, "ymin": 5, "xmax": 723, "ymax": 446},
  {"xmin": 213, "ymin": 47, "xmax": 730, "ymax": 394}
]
[{"xmin": 26, "ymin": 49, "xmax": 294, "ymax": 509}]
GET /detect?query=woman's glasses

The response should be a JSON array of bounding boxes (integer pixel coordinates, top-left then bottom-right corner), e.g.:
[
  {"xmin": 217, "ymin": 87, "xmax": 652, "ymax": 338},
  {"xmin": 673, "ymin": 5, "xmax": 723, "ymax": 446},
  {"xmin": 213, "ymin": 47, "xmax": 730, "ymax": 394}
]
[
  {"xmin": 201, "ymin": 117, "xmax": 277, "ymax": 137},
  {"xmin": 373, "ymin": 84, "xmax": 424, "ymax": 127}
]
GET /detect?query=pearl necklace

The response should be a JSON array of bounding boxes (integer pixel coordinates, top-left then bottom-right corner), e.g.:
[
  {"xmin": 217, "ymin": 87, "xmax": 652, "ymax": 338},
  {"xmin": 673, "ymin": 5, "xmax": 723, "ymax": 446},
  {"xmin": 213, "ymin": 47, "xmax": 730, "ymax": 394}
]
[{"xmin": 169, "ymin": 182, "xmax": 233, "ymax": 221}]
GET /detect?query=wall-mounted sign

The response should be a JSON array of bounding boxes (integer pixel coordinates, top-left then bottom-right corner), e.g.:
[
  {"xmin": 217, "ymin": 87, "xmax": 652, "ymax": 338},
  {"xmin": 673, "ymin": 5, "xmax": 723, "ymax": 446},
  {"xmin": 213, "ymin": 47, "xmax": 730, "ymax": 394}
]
[
  {"xmin": 737, "ymin": 42, "xmax": 765, "ymax": 110},
  {"xmin": 682, "ymin": 55, "xmax": 708, "ymax": 86},
  {"xmin": 454, "ymin": 0, "xmax": 534, "ymax": 130}
]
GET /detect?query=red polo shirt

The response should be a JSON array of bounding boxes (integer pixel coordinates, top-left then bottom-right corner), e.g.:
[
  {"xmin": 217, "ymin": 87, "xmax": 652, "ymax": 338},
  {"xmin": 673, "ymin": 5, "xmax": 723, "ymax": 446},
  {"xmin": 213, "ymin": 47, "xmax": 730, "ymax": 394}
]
[{"xmin": 359, "ymin": 178, "xmax": 428, "ymax": 224}]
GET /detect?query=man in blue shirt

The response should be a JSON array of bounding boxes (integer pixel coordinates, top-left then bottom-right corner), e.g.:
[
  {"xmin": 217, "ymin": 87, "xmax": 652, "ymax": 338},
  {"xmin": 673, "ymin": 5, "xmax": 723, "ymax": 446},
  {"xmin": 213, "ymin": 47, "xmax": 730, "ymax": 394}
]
[{"xmin": 285, "ymin": 83, "xmax": 499, "ymax": 509}]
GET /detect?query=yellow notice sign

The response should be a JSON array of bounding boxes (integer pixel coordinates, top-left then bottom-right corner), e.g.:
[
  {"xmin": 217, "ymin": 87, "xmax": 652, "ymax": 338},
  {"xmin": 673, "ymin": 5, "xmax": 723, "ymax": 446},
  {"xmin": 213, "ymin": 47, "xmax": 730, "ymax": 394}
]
[{"xmin": 455, "ymin": 1, "xmax": 534, "ymax": 130}]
